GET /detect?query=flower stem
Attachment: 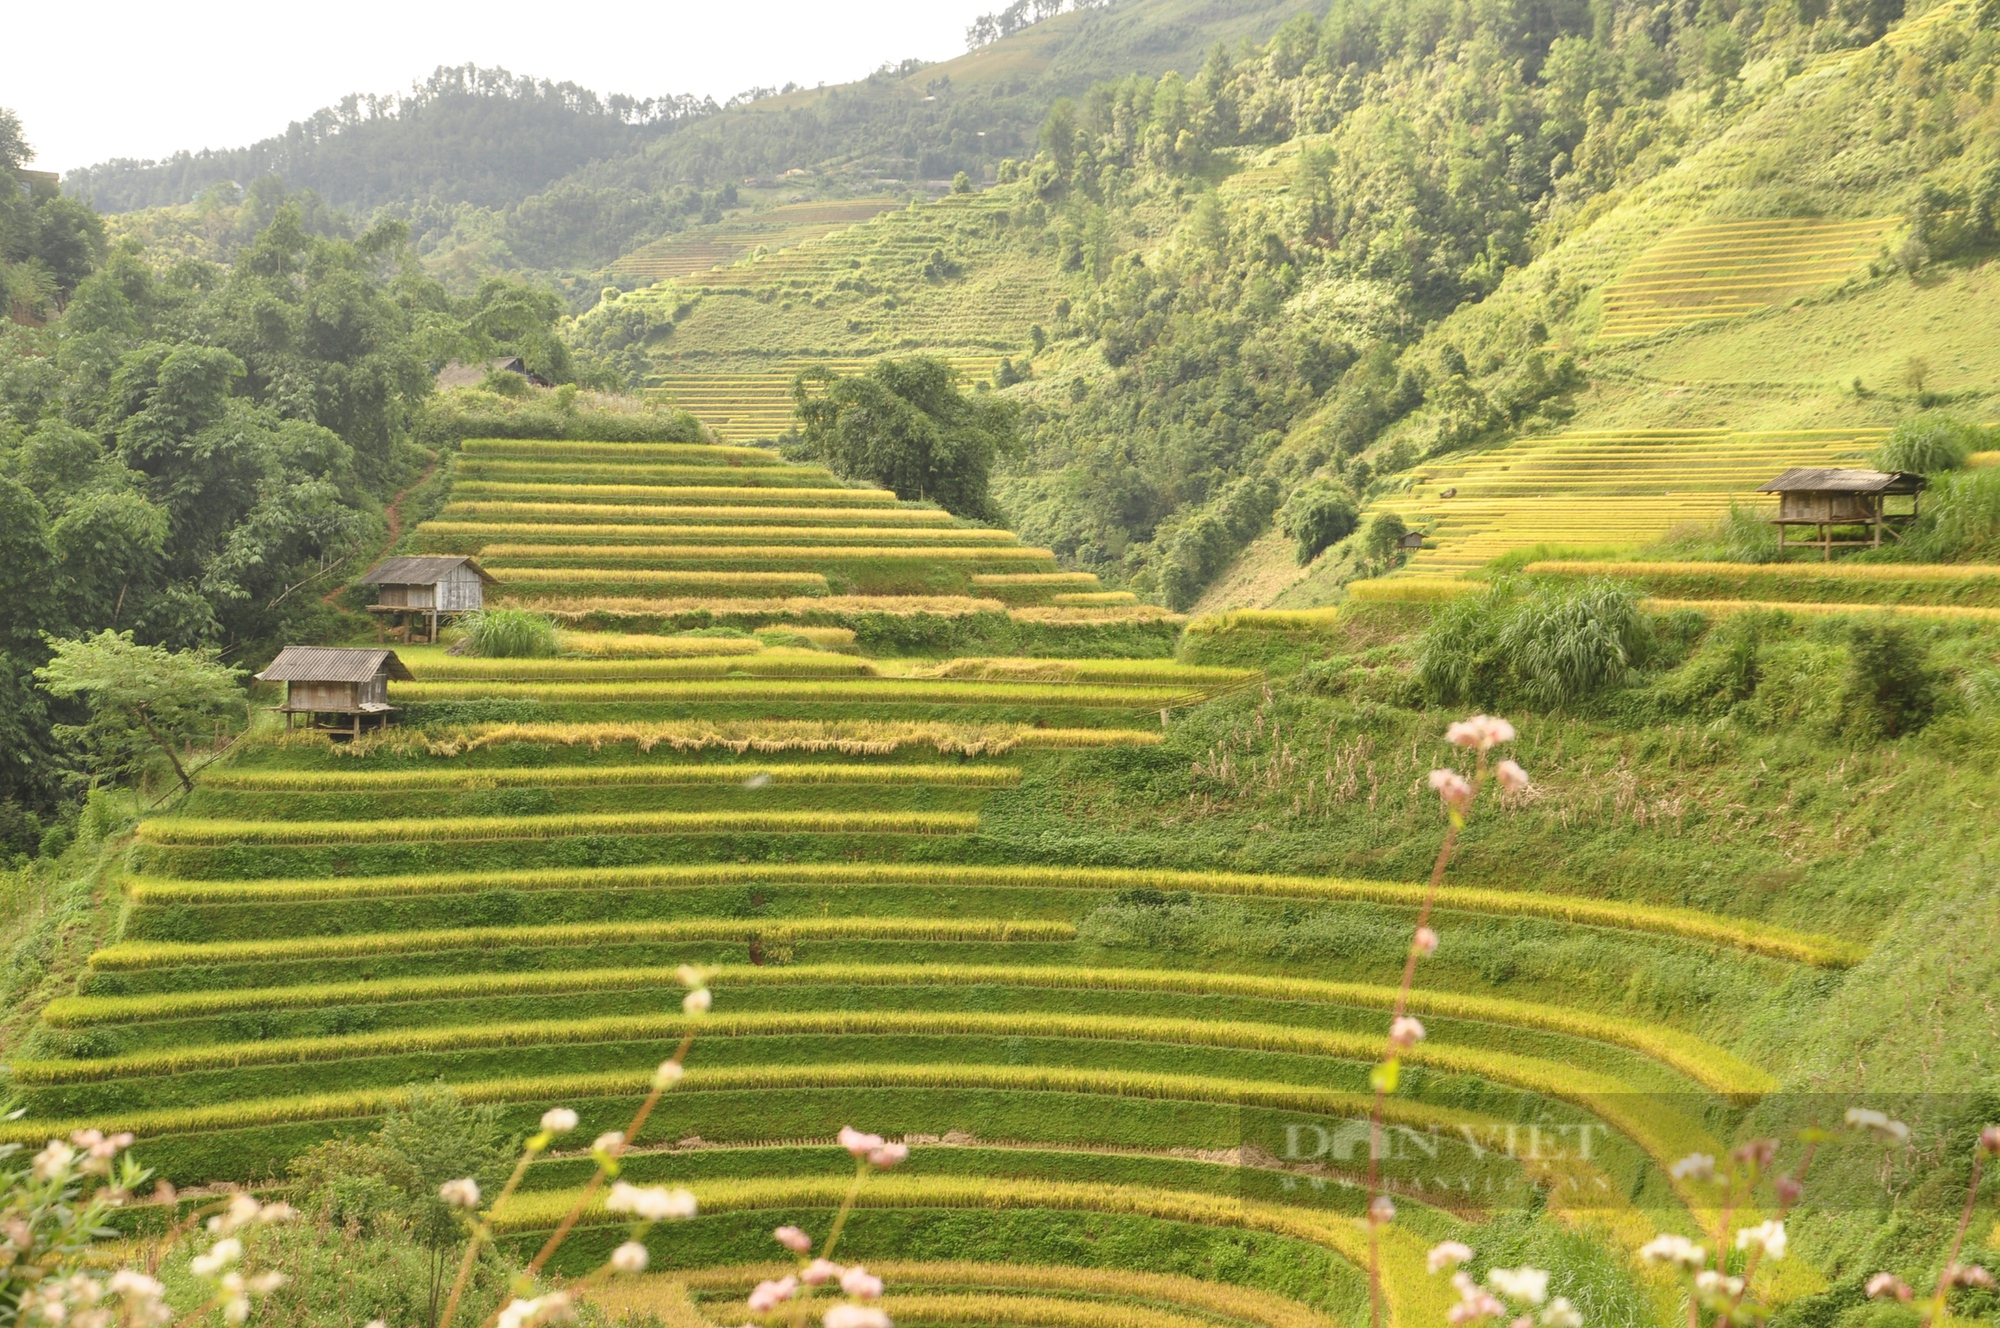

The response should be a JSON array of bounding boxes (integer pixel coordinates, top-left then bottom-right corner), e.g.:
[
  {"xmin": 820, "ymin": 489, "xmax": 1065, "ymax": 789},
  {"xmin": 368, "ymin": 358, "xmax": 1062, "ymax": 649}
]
[{"xmin": 1920, "ymin": 1148, "xmax": 1986, "ymax": 1328}]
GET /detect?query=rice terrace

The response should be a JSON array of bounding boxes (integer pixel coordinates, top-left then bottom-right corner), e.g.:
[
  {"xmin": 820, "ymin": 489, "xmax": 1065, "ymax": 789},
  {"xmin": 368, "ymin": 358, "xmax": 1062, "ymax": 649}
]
[{"xmin": 2, "ymin": 1, "xmax": 1998, "ymax": 1327}]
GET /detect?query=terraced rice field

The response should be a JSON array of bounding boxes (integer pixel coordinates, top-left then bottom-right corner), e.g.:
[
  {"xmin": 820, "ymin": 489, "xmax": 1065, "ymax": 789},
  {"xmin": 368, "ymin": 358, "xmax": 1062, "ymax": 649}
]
[
  {"xmin": 608, "ymin": 199, "xmax": 904, "ymax": 282},
  {"xmin": 1598, "ymin": 216, "xmax": 1899, "ymax": 339},
  {"xmin": 652, "ymin": 355, "xmax": 1006, "ymax": 442},
  {"xmin": 1373, "ymin": 427, "xmax": 1885, "ymax": 575},
  {"xmin": 29, "ymin": 426, "xmax": 1878, "ymax": 1323}
]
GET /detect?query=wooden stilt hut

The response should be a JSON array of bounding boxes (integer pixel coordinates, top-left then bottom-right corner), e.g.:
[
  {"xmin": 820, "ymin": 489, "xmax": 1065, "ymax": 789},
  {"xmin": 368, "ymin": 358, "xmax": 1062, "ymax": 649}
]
[
  {"xmin": 255, "ymin": 647, "xmax": 413, "ymax": 738},
  {"xmin": 358, "ymin": 556, "xmax": 497, "ymax": 643},
  {"xmin": 1756, "ymin": 468, "xmax": 1926, "ymax": 560}
]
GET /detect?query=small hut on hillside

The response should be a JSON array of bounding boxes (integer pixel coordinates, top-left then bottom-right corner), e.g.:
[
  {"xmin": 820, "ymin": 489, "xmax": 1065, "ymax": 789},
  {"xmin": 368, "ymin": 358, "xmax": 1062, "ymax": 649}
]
[
  {"xmin": 1756, "ymin": 468, "xmax": 1926, "ymax": 559},
  {"xmin": 435, "ymin": 356, "xmax": 550, "ymax": 390},
  {"xmin": 255, "ymin": 647, "xmax": 412, "ymax": 736},
  {"xmin": 358, "ymin": 556, "xmax": 497, "ymax": 642}
]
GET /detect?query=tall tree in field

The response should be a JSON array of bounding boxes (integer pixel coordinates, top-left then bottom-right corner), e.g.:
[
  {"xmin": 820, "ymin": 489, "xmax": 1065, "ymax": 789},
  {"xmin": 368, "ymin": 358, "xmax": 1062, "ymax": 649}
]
[
  {"xmin": 790, "ymin": 357, "xmax": 1018, "ymax": 521},
  {"xmin": 35, "ymin": 631, "xmax": 245, "ymax": 794}
]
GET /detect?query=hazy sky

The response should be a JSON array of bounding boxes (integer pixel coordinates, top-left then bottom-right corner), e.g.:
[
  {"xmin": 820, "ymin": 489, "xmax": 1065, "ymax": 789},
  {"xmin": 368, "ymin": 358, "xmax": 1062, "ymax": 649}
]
[{"xmin": 10, "ymin": 0, "xmax": 1001, "ymax": 176}]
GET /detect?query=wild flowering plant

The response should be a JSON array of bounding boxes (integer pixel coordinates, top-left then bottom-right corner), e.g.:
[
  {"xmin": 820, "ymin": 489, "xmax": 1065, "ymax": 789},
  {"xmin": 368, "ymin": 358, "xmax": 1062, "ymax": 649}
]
[
  {"xmin": 1363, "ymin": 715, "xmax": 1534, "ymax": 1328},
  {"xmin": 0, "ymin": 1131, "xmax": 295, "ymax": 1327},
  {"xmin": 433, "ymin": 965, "xmax": 716, "ymax": 1328},
  {"xmin": 1383, "ymin": 716, "xmax": 1999, "ymax": 1328},
  {"xmin": 744, "ymin": 1125, "xmax": 911, "ymax": 1328}
]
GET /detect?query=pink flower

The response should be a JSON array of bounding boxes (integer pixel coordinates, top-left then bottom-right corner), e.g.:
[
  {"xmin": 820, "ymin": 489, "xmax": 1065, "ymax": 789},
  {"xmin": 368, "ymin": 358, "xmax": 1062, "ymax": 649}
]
[
  {"xmin": 802, "ymin": 1259, "xmax": 843, "ymax": 1286},
  {"xmin": 437, "ymin": 1178, "xmax": 481, "ymax": 1209},
  {"xmin": 840, "ymin": 1266, "xmax": 884, "ymax": 1299},
  {"xmin": 1429, "ymin": 1241, "xmax": 1475, "ymax": 1274},
  {"xmin": 1367, "ymin": 1194, "xmax": 1396, "ymax": 1225},
  {"xmin": 1429, "ymin": 769, "xmax": 1474, "ymax": 810},
  {"xmin": 1446, "ymin": 715, "xmax": 1515, "ymax": 751},
  {"xmin": 610, "ymin": 1241, "xmax": 650, "ymax": 1274},
  {"xmin": 1980, "ymin": 1125, "xmax": 2000, "ymax": 1157},
  {"xmin": 838, "ymin": 1126, "xmax": 885, "ymax": 1158},
  {"xmin": 823, "ymin": 1307, "xmax": 891, "ymax": 1328},
  {"xmin": 774, "ymin": 1225, "xmax": 813, "ymax": 1254},
  {"xmin": 867, "ymin": 1142, "xmax": 909, "ymax": 1169},
  {"xmin": 748, "ymin": 1277, "xmax": 797, "ymax": 1313},
  {"xmin": 1949, "ymin": 1265, "xmax": 1997, "ymax": 1289},
  {"xmin": 682, "ymin": 988, "xmax": 713, "ymax": 1015},
  {"xmin": 1413, "ymin": 927, "xmax": 1439, "ymax": 956},
  {"xmin": 1449, "ymin": 1272, "xmax": 1506, "ymax": 1324},
  {"xmin": 1494, "ymin": 760, "xmax": 1529, "ymax": 793},
  {"xmin": 1390, "ymin": 1016, "xmax": 1426, "ymax": 1049},
  {"xmin": 1865, "ymin": 1274, "xmax": 1913, "ymax": 1302}
]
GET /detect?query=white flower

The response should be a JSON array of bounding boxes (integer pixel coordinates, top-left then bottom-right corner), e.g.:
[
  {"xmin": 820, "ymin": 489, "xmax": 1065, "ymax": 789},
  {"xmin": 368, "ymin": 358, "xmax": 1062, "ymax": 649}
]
[
  {"xmin": 1736, "ymin": 1221, "xmax": 1786, "ymax": 1261},
  {"xmin": 1668, "ymin": 1153, "xmax": 1715, "ymax": 1182},
  {"xmin": 247, "ymin": 1272, "xmax": 285, "ymax": 1295},
  {"xmin": 1541, "ymin": 1297, "xmax": 1581, "ymax": 1328},
  {"xmin": 605, "ymin": 1182, "xmax": 697, "ymax": 1221},
  {"xmin": 1865, "ymin": 1274, "xmax": 1913, "ymax": 1302},
  {"xmin": 823, "ymin": 1306, "xmax": 892, "ymax": 1328},
  {"xmin": 1429, "ymin": 1242, "xmax": 1475, "ymax": 1274},
  {"xmin": 611, "ymin": 1240, "xmax": 651, "ymax": 1274},
  {"xmin": 1487, "ymin": 1266, "xmax": 1549, "ymax": 1306},
  {"xmin": 1446, "ymin": 715, "xmax": 1515, "ymax": 751},
  {"xmin": 774, "ymin": 1225, "xmax": 812, "ymax": 1253},
  {"xmin": 1694, "ymin": 1270, "xmax": 1744, "ymax": 1303},
  {"xmin": 1367, "ymin": 1194, "xmax": 1396, "ymax": 1225},
  {"xmin": 593, "ymin": 1131, "xmax": 627, "ymax": 1157},
  {"xmin": 108, "ymin": 1272, "xmax": 165, "ymax": 1302},
  {"xmin": 1390, "ymin": 1016, "xmax": 1426, "ymax": 1049},
  {"xmin": 682, "ymin": 988, "xmax": 713, "ymax": 1015},
  {"xmin": 1844, "ymin": 1108, "xmax": 1910, "ymax": 1143},
  {"xmin": 676, "ymin": 964, "xmax": 707, "ymax": 988},
  {"xmin": 32, "ymin": 1141, "xmax": 75, "ymax": 1180},
  {"xmin": 839, "ymin": 1126, "xmax": 885, "ymax": 1158},
  {"xmin": 541, "ymin": 1108, "xmax": 579, "ymax": 1133},
  {"xmin": 655, "ymin": 1060, "xmax": 686, "ymax": 1089},
  {"xmin": 496, "ymin": 1292, "xmax": 573, "ymax": 1328},
  {"xmin": 1429, "ymin": 768, "xmax": 1474, "ymax": 810},
  {"xmin": 1495, "ymin": 760, "xmax": 1530, "ymax": 793},
  {"xmin": 439, "ymin": 1177, "xmax": 481, "ymax": 1209},
  {"xmin": 190, "ymin": 1238, "xmax": 243, "ymax": 1278},
  {"xmin": 802, "ymin": 1258, "xmax": 843, "ymax": 1286},
  {"xmin": 748, "ymin": 1277, "xmax": 798, "ymax": 1313},
  {"xmin": 840, "ymin": 1265, "xmax": 884, "ymax": 1299},
  {"xmin": 1638, "ymin": 1235, "xmax": 1707, "ymax": 1270}
]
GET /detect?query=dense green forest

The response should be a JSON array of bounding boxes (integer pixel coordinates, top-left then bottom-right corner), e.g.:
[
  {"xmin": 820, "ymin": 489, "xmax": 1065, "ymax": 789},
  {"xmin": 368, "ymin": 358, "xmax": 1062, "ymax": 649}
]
[
  {"xmin": 0, "ymin": 113, "xmax": 662, "ymax": 857},
  {"xmin": 995, "ymin": 0, "xmax": 2000, "ymax": 604}
]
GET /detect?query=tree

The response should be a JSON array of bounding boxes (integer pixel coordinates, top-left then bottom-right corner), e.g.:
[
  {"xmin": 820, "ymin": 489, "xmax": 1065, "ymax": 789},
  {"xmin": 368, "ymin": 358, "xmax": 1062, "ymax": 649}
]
[
  {"xmin": 1838, "ymin": 621, "xmax": 1939, "ymax": 740},
  {"xmin": 34, "ymin": 631, "xmax": 244, "ymax": 793},
  {"xmin": 1279, "ymin": 482, "xmax": 1359, "ymax": 564},
  {"xmin": 1362, "ymin": 510, "xmax": 1409, "ymax": 565},
  {"xmin": 790, "ymin": 357, "xmax": 1019, "ymax": 520}
]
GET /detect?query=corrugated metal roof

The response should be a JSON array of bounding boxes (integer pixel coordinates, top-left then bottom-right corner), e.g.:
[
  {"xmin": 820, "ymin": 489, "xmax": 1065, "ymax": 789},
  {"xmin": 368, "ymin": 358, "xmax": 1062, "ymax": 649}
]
[
  {"xmin": 1757, "ymin": 468, "xmax": 1926, "ymax": 494},
  {"xmin": 255, "ymin": 647, "xmax": 415, "ymax": 683},
  {"xmin": 359, "ymin": 556, "xmax": 498, "ymax": 586}
]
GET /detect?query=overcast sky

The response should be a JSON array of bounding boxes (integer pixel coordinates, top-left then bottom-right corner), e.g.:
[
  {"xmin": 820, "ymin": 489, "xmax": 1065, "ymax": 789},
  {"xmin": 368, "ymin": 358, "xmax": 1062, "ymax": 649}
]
[{"xmin": 9, "ymin": 0, "xmax": 1001, "ymax": 176}]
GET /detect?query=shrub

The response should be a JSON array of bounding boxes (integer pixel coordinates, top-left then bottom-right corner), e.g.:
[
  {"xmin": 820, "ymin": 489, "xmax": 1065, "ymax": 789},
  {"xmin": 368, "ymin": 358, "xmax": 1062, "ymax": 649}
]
[
  {"xmin": 1837, "ymin": 620, "xmax": 1941, "ymax": 739},
  {"xmin": 1497, "ymin": 579, "xmax": 1649, "ymax": 707},
  {"xmin": 1907, "ymin": 467, "xmax": 2000, "ymax": 561},
  {"xmin": 1875, "ymin": 412, "xmax": 1988, "ymax": 474},
  {"xmin": 1411, "ymin": 583, "xmax": 1512, "ymax": 706},
  {"xmin": 458, "ymin": 608, "xmax": 559, "ymax": 658},
  {"xmin": 1278, "ymin": 483, "xmax": 1359, "ymax": 564}
]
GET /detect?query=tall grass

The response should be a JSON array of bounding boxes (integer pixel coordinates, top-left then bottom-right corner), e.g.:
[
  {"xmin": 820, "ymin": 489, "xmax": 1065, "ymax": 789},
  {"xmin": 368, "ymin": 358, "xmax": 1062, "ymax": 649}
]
[{"xmin": 458, "ymin": 609, "xmax": 560, "ymax": 659}]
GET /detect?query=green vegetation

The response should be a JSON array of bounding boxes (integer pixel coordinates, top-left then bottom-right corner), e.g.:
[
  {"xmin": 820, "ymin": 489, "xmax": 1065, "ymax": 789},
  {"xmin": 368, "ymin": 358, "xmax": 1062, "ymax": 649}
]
[
  {"xmin": 456, "ymin": 608, "xmax": 560, "ymax": 658},
  {"xmin": 790, "ymin": 358, "xmax": 1020, "ymax": 520}
]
